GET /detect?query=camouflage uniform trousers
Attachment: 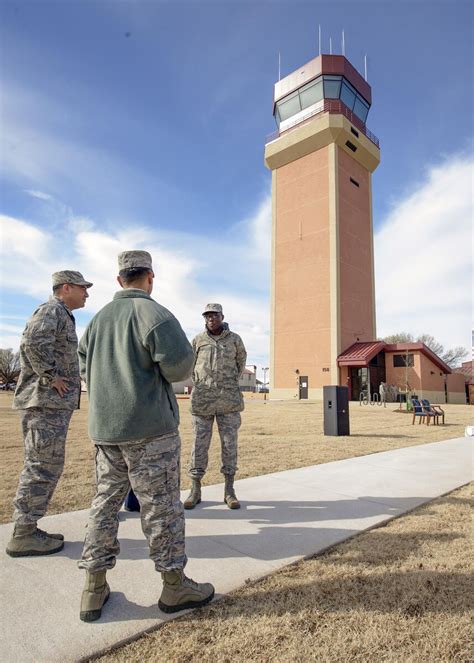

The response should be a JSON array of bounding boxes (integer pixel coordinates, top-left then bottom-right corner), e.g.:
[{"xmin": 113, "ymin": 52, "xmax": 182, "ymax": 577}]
[
  {"xmin": 188, "ymin": 412, "xmax": 241, "ymax": 479},
  {"xmin": 78, "ymin": 431, "xmax": 187, "ymax": 573},
  {"xmin": 13, "ymin": 407, "xmax": 73, "ymax": 525}
]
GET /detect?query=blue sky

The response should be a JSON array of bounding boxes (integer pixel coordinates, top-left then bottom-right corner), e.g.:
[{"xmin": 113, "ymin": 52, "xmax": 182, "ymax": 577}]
[{"xmin": 1, "ymin": 0, "xmax": 472, "ymax": 376}]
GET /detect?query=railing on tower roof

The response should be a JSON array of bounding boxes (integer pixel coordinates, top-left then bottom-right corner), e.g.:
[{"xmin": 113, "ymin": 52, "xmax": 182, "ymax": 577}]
[{"xmin": 265, "ymin": 99, "xmax": 379, "ymax": 148}]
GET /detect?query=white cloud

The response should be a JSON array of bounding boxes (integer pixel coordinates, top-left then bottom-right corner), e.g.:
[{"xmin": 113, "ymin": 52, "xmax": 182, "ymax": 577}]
[
  {"xmin": 0, "ymin": 323, "xmax": 26, "ymax": 350},
  {"xmin": 68, "ymin": 217, "xmax": 95, "ymax": 233},
  {"xmin": 233, "ymin": 194, "xmax": 272, "ymax": 263},
  {"xmin": 0, "ymin": 216, "xmax": 54, "ymax": 295},
  {"xmin": 0, "ymin": 334, "xmax": 24, "ymax": 350},
  {"xmin": 375, "ymin": 154, "xmax": 472, "ymax": 353},
  {"xmin": 24, "ymin": 189, "xmax": 54, "ymax": 201},
  {"xmin": 0, "ymin": 323, "xmax": 25, "ymax": 333},
  {"xmin": 0, "ymin": 196, "xmax": 271, "ymax": 368}
]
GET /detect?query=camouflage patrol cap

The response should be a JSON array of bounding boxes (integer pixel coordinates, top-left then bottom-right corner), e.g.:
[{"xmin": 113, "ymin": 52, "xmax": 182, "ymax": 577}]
[
  {"xmin": 202, "ymin": 303, "xmax": 223, "ymax": 315},
  {"xmin": 52, "ymin": 270, "xmax": 93, "ymax": 288},
  {"xmin": 118, "ymin": 250, "xmax": 153, "ymax": 271}
]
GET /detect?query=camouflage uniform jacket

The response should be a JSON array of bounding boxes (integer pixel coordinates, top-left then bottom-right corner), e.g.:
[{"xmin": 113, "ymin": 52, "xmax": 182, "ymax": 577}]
[
  {"xmin": 190, "ymin": 323, "xmax": 247, "ymax": 415},
  {"xmin": 79, "ymin": 288, "xmax": 194, "ymax": 443},
  {"xmin": 13, "ymin": 296, "xmax": 80, "ymax": 411}
]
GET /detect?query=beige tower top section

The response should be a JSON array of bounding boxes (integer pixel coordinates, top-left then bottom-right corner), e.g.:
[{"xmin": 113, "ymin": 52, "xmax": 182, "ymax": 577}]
[{"xmin": 265, "ymin": 54, "xmax": 380, "ymax": 173}]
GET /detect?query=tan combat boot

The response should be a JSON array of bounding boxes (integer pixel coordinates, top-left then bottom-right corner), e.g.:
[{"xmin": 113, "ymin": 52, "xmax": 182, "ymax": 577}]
[
  {"xmin": 158, "ymin": 569, "xmax": 214, "ymax": 613},
  {"xmin": 80, "ymin": 570, "xmax": 110, "ymax": 622},
  {"xmin": 6, "ymin": 524, "xmax": 64, "ymax": 557},
  {"xmin": 183, "ymin": 478, "xmax": 201, "ymax": 510},
  {"xmin": 224, "ymin": 474, "xmax": 240, "ymax": 509}
]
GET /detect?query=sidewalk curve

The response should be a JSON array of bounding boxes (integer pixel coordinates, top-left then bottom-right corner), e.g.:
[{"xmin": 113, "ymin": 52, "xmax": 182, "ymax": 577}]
[{"xmin": 0, "ymin": 437, "xmax": 471, "ymax": 662}]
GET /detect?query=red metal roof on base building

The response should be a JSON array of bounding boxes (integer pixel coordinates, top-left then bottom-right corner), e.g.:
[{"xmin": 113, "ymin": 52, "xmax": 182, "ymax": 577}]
[{"xmin": 337, "ymin": 341, "xmax": 385, "ymax": 366}]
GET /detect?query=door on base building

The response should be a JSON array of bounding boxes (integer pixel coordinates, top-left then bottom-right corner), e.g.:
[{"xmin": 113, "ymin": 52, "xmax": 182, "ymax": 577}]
[{"xmin": 299, "ymin": 376, "xmax": 309, "ymax": 399}]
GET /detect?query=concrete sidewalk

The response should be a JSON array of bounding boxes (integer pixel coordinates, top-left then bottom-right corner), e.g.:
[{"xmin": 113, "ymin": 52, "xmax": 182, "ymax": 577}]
[{"xmin": 1, "ymin": 437, "xmax": 471, "ymax": 663}]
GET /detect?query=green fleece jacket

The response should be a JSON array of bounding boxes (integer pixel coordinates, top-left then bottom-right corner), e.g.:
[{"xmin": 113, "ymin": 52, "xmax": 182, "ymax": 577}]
[{"xmin": 78, "ymin": 288, "xmax": 194, "ymax": 442}]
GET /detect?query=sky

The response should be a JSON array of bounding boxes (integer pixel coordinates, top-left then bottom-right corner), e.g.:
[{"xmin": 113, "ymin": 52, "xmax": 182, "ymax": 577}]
[{"xmin": 0, "ymin": 0, "xmax": 472, "ymax": 379}]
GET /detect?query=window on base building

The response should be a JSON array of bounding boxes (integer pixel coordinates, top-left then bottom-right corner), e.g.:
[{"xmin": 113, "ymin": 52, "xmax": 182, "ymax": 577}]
[{"xmin": 393, "ymin": 354, "xmax": 414, "ymax": 367}]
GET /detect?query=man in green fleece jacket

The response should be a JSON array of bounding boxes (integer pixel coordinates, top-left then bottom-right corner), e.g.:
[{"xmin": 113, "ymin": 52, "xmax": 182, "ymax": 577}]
[{"xmin": 77, "ymin": 250, "xmax": 214, "ymax": 622}]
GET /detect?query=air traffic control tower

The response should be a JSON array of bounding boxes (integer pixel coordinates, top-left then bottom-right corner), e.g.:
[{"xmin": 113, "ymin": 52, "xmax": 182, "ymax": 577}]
[{"xmin": 264, "ymin": 54, "xmax": 380, "ymax": 399}]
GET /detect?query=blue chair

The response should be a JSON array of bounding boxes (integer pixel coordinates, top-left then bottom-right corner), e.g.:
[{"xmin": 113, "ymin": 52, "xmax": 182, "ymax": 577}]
[
  {"xmin": 411, "ymin": 398, "xmax": 427, "ymax": 425},
  {"xmin": 421, "ymin": 399, "xmax": 445, "ymax": 425}
]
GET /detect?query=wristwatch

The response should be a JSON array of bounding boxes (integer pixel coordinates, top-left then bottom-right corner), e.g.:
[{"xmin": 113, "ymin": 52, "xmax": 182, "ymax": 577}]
[{"xmin": 39, "ymin": 376, "xmax": 53, "ymax": 387}]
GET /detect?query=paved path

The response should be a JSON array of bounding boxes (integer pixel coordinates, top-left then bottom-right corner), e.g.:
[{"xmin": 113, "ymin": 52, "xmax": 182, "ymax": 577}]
[{"xmin": 1, "ymin": 437, "xmax": 471, "ymax": 662}]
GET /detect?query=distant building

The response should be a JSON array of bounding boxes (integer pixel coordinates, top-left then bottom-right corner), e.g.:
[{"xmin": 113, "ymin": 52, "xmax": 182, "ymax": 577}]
[
  {"xmin": 239, "ymin": 365, "xmax": 258, "ymax": 392},
  {"xmin": 453, "ymin": 360, "xmax": 473, "ymax": 404},
  {"xmin": 172, "ymin": 377, "xmax": 193, "ymax": 395},
  {"xmin": 172, "ymin": 364, "xmax": 261, "ymax": 395}
]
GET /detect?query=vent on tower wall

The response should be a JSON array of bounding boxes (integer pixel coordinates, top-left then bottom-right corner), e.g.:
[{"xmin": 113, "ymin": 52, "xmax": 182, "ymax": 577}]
[
  {"xmin": 350, "ymin": 177, "xmax": 360, "ymax": 188},
  {"xmin": 350, "ymin": 127, "xmax": 359, "ymax": 138},
  {"xmin": 345, "ymin": 140, "xmax": 357, "ymax": 152}
]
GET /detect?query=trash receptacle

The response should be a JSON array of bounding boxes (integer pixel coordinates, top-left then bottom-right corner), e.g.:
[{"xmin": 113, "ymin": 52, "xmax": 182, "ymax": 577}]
[{"xmin": 323, "ymin": 386, "xmax": 350, "ymax": 436}]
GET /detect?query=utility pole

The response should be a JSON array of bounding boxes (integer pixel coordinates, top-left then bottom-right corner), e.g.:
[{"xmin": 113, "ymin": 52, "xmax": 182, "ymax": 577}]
[{"xmin": 262, "ymin": 367, "xmax": 269, "ymax": 401}]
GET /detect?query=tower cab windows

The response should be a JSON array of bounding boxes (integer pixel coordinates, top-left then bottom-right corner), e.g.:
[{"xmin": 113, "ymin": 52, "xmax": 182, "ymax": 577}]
[
  {"xmin": 274, "ymin": 74, "xmax": 370, "ymax": 129},
  {"xmin": 323, "ymin": 75, "xmax": 342, "ymax": 98}
]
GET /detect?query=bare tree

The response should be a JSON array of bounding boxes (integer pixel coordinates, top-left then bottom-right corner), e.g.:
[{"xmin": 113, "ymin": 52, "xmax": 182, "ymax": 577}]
[
  {"xmin": 382, "ymin": 333, "xmax": 468, "ymax": 369},
  {"xmin": 382, "ymin": 332, "xmax": 414, "ymax": 344},
  {"xmin": 417, "ymin": 334, "xmax": 444, "ymax": 357},
  {"xmin": 0, "ymin": 349, "xmax": 20, "ymax": 385},
  {"xmin": 442, "ymin": 346, "xmax": 469, "ymax": 368}
]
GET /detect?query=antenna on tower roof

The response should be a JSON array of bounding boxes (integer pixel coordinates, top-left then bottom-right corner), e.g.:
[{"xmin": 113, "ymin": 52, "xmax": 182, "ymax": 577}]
[
  {"xmin": 278, "ymin": 52, "xmax": 281, "ymax": 81},
  {"xmin": 364, "ymin": 53, "xmax": 368, "ymax": 81},
  {"xmin": 342, "ymin": 29, "xmax": 345, "ymax": 56},
  {"xmin": 329, "ymin": 36, "xmax": 332, "ymax": 55},
  {"xmin": 318, "ymin": 24, "xmax": 321, "ymax": 56}
]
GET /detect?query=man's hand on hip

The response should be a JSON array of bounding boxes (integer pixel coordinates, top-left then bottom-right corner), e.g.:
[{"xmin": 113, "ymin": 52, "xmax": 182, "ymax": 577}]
[{"xmin": 51, "ymin": 377, "xmax": 70, "ymax": 397}]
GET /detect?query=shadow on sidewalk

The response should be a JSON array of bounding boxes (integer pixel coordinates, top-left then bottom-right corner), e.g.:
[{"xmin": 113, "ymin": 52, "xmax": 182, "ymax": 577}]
[{"xmin": 54, "ymin": 495, "xmax": 434, "ymax": 563}]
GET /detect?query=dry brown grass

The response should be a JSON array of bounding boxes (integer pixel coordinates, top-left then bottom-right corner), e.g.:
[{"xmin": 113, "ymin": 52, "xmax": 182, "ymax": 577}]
[
  {"xmin": 1, "ymin": 392, "xmax": 472, "ymax": 662},
  {"xmin": 0, "ymin": 392, "xmax": 471, "ymax": 524},
  {"xmin": 95, "ymin": 484, "xmax": 473, "ymax": 663}
]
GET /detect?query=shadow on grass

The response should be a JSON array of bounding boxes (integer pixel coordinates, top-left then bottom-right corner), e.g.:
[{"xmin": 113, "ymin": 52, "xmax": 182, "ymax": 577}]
[{"xmin": 203, "ymin": 567, "xmax": 474, "ymax": 618}]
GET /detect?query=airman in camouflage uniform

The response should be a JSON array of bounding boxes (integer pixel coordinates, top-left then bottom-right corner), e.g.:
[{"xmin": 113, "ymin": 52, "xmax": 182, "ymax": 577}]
[
  {"xmin": 77, "ymin": 250, "xmax": 214, "ymax": 622},
  {"xmin": 184, "ymin": 303, "xmax": 247, "ymax": 510},
  {"xmin": 6, "ymin": 270, "xmax": 93, "ymax": 558}
]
